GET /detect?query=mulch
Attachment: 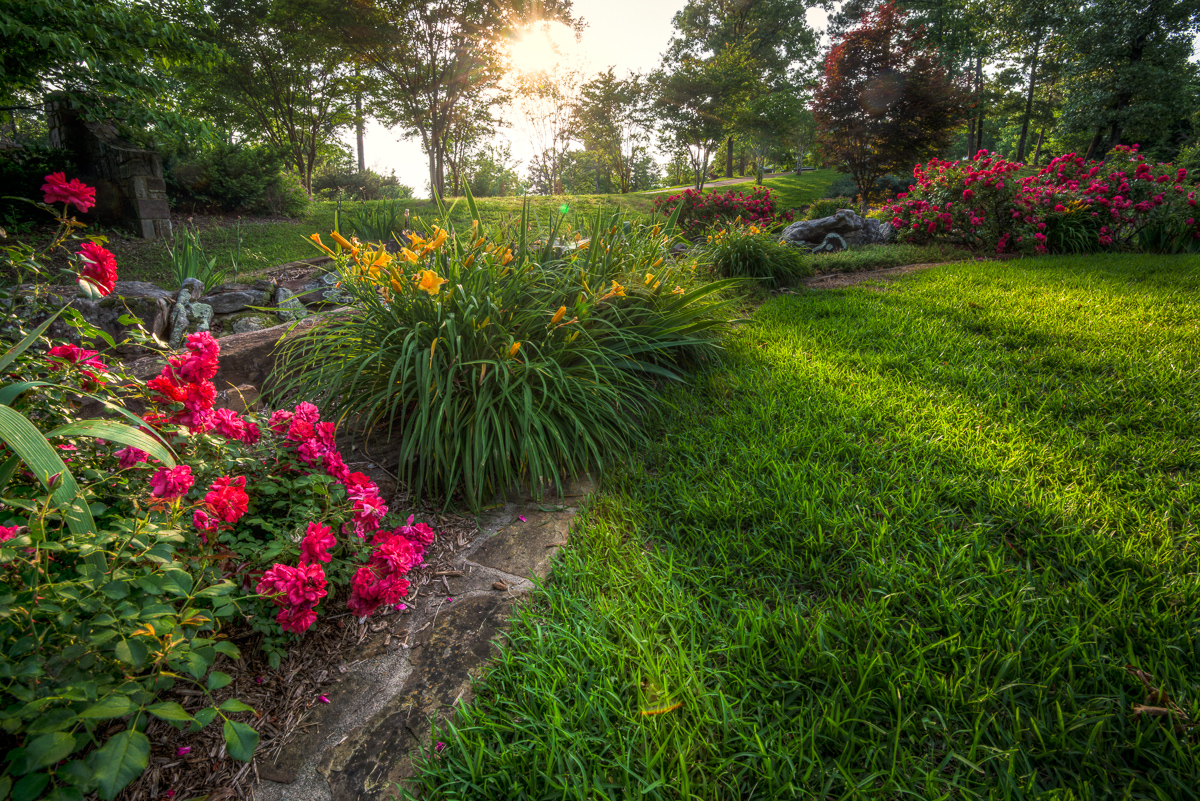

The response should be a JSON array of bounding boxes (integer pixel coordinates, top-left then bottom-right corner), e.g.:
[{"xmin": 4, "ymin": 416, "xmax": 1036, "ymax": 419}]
[{"xmin": 117, "ymin": 489, "xmax": 480, "ymax": 801}]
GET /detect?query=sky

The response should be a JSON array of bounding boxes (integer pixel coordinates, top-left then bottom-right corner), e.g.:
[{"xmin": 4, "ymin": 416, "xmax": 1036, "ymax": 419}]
[{"xmin": 344, "ymin": 0, "xmax": 830, "ymax": 198}]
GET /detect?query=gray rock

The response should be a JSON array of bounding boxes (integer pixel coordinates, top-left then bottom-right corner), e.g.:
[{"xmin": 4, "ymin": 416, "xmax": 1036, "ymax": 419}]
[
  {"xmin": 189, "ymin": 302, "xmax": 213, "ymax": 333},
  {"xmin": 168, "ymin": 287, "xmax": 193, "ymax": 349},
  {"xmin": 274, "ymin": 286, "xmax": 308, "ymax": 322},
  {"xmin": 206, "ymin": 290, "xmax": 267, "ymax": 314},
  {"xmin": 813, "ymin": 233, "xmax": 846, "ymax": 254},
  {"xmin": 782, "ymin": 209, "xmax": 894, "ymax": 247},
  {"xmin": 111, "ymin": 281, "xmax": 175, "ymax": 302},
  {"xmin": 178, "ymin": 277, "xmax": 204, "ymax": 300},
  {"xmin": 231, "ymin": 314, "xmax": 277, "ymax": 334}
]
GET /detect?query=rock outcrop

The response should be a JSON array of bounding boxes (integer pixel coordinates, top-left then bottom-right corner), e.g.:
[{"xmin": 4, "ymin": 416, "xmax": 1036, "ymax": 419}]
[{"xmin": 783, "ymin": 209, "xmax": 894, "ymax": 248}]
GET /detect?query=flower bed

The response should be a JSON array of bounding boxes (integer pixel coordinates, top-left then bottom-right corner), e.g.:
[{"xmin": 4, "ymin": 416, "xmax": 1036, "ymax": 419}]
[
  {"xmin": 889, "ymin": 146, "xmax": 1200, "ymax": 254},
  {"xmin": 0, "ymin": 177, "xmax": 441, "ymax": 800},
  {"xmin": 652, "ymin": 185, "xmax": 794, "ymax": 238}
]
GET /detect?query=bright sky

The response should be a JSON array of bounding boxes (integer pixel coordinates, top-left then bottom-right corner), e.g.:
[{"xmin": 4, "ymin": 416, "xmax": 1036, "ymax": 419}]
[{"xmin": 346, "ymin": 0, "xmax": 830, "ymax": 198}]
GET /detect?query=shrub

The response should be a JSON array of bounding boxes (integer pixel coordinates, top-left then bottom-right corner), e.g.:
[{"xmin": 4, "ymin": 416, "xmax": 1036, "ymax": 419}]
[
  {"xmin": 312, "ymin": 166, "xmax": 414, "ymax": 201},
  {"xmin": 277, "ymin": 199, "xmax": 738, "ymax": 509},
  {"xmin": 166, "ymin": 142, "xmax": 309, "ymax": 216},
  {"xmin": 653, "ymin": 186, "xmax": 794, "ymax": 238},
  {"xmin": 890, "ymin": 146, "xmax": 1200, "ymax": 254},
  {"xmin": 702, "ymin": 224, "xmax": 812, "ymax": 286},
  {"xmin": 0, "ymin": 176, "xmax": 438, "ymax": 798}
]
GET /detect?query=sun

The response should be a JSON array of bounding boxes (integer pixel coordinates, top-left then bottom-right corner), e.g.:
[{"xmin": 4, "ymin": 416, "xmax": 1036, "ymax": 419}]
[{"xmin": 509, "ymin": 21, "xmax": 578, "ymax": 76}]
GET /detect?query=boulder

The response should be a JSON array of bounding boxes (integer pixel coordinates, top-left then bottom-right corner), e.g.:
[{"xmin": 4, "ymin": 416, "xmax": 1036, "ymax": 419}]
[
  {"xmin": 782, "ymin": 209, "xmax": 894, "ymax": 247},
  {"xmin": 813, "ymin": 233, "xmax": 846, "ymax": 254},
  {"xmin": 206, "ymin": 290, "xmax": 268, "ymax": 314},
  {"xmin": 275, "ymin": 286, "xmax": 308, "ymax": 321},
  {"xmin": 69, "ymin": 281, "xmax": 174, "ymax": 352},
  {"xmin": 229, "ymin": 313, "xmax": 279, "ymax": 335}
]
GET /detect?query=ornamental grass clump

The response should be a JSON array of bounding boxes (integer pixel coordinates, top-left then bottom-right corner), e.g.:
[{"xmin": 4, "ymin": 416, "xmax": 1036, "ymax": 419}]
[
  {"xmin": 702, "ymin": 223, "xmax": 811, "ymax": 287},
  {"xmin": 277, "ymin": 192, "xmax": 738, "ymax": 509}
]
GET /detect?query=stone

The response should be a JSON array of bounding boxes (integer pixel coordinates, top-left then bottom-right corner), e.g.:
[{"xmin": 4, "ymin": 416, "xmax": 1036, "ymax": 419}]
[
  {"xmin": 813, "ymin": 232, "xmax": 846, "ymax": 254},
  {"xmin": 215, "ymin": 384, "xmax": 260, "ymax": 414},
  {"xmin": 206, "ymin": 290, "xmax": 267, "ymax": 314},
  {"xmin": 471, "ymin": 512, "xmax": 571, "ymax": 580},
  {"xmin": 178, "ymin": 277, "xmax": 204, "ymax": 300},
  {"xmin": 189, "ymin": 302, "xmax": 213, "ymax": 333},
  {"xmin": 167, "ymin": 287, "xmax": 192, "ymax": 349},
  {"xmin": 782, "ymin": 209, "xmax": 894, "ymax": 248},
  {"xmin": 230, "ymin": 313, "xmax": 277, "ymax": 334},
  {"xmin": 275, "ymin": 286, "xmax": 309, "ymax": 321},
  {"xmin": 66, "ymin": 281, "xmax": 174, "ymax": 352}
]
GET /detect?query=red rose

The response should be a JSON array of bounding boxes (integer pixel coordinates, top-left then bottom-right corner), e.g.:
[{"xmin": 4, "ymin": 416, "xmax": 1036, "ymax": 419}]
[
  {"xmin": 42, "ymin": 172, "xmax": 96, "ymax": 213},
  {"xmin": 77, "ymin": 242, "xmax": 117, "ymax": 297}
]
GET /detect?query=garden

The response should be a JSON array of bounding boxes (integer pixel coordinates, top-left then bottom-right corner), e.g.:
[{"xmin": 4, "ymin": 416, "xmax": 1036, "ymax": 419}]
[{"xmin": 3, "ymin": 0, "xmax": 1200, "ymax": 798}]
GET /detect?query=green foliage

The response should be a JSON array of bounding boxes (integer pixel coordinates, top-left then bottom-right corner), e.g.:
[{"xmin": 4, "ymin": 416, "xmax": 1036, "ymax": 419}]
[
  {"xmin": 0, "ymin": 0, "xmax": 218, "ymax": 136},
  {"xmin": 167, "ymin": 225, "xmax": 235, "ymax": 290},
  {"xmin": 405, "ymin": 253, "xmax": 1200, "ymax": 799},
  {"xmin": 165, "ymin": 141, "xmax": 309, "ymax": 216},
  {"xmin": 811, "ymin": 242, "xmax": 968, "ymax": 272},
  {"xmin": 312, "ymin": 166, "xmax": 413, "ymax": 201},
  {"xmin": 342, "ymin": 199, "xmax": 406, "ymax": 243},
  {"xmin": 0, "ymin": 147, "xmax": 75, "ymax": 225},
  {"xmin": 278, "ymin": 198, "xmax": 736, "ymax": 509},
  {"xmin": 701, "ymin": 226, "xmax": 811, "ymax": 286}
]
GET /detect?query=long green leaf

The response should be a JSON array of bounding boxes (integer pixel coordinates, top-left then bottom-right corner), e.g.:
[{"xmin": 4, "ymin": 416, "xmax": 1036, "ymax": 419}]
[
  {"xmin": 0, "ymin": 304, "xmax": 67, "ymax": 376},
  {"xmin": 45, "ymin": 420, "xmax": 176, "ymax": 468},
  {"xmin": 0, "ymin": 406, "xmax": 96, "ymax": 537}
]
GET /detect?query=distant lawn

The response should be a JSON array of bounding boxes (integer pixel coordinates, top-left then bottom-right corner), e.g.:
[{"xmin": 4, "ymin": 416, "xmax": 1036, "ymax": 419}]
[
  {"xmin": 645, "ymin": 169, "xmax": 843, "ymax": 213},
  {"xmin": 407, "ymin": 254, "xmax": 1200, "ymax": 800},
  {"xmin": 99, "ymin": 193, "xmax": 658, "ymax": 287}
]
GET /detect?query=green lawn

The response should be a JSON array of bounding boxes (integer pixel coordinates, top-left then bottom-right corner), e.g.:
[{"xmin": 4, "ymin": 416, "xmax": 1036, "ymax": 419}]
[
  {"xmin": 645, "ymin": 169, "xmax": 843, "ymax": 212},
  {"xmin": 408, "ymin": 254, "xmax": 1200, "ymax": 799},
  {"xmin": 110, "ymin": 193, "xmax": 658, "ymax": 286}
]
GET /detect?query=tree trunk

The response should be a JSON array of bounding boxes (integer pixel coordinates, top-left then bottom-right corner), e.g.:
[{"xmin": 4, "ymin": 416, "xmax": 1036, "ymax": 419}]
[
  {"xmin": 1032, "ymin": 124, "xmax": 1045, "ymax": 165},
  {"xmin": 974, "ymin": 57, "xmax": 985, "ymax": 156},
  {"xmin": 967, "ymin": 117, "xmax": 976, "ymax": 159},
  {"xmin": 725, "ymin": 135, "xmax": 733, "ymax": 178},
  {"xmin": 796, "ymin": 138, "xmax": 804, "ymax": 172},
  {"xmin": 355, "ymin": 94, "xmax": 366, "ymax": 173},
  {"xmin": 1016, "ymin": 41, "xmax": 1039, "ymax": 163},
  {"xmin": 739, "ymin": 152, "xmax": 746, "ymax": 176},
  {"xmin": 1084, "ymin": 126, "xmax": 1105, "ymax": 160}
]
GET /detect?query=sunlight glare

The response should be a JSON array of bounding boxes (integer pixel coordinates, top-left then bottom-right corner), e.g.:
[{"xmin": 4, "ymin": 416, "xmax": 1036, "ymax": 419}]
[{"xmin": 509, "ymin": 21, "xmax": 578, "ymax": 76}]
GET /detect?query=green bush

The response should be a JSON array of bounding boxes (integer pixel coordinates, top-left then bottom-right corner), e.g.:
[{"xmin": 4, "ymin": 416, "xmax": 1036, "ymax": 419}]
[
  {"xmin": 278, "ymin": 201, "xmax": 737, "ymax": 509},
  {"xmin": 166, "ymin": 142, "xmax": 308, "ymax": 216},
  {"xmin": 312, "ymin": 166, "xmax": 414, "ymax": 201},
  {"xmin": 702, "ymin": 225, "xmax": 811, "ymax": 287}
]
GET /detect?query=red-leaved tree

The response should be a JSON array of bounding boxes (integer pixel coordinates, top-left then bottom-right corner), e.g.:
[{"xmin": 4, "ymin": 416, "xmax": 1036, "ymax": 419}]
[{"xmin": 812, "ymin": 3, "xmax": 969, "ymax": 210}]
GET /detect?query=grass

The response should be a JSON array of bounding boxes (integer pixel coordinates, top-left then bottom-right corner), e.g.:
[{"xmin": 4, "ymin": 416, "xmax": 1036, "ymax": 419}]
[
  {"xmin": 407, "ymin": 254, "xmax": 1200, "ymax": 799},
  {"xmin": 645, "ymin": 169, "xmax": 843, "ymax": 214},
  {"xmin": 811, "ymin": 242, "xmax": 974, "ymax": 273},
  {"xmin": 103, "ymin": 194, "xmax": 658, "ymax": 286}
]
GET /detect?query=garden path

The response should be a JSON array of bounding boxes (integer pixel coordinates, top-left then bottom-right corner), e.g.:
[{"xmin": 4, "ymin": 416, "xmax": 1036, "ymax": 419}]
[{"xmin": 250, "ymin": 476, "xmax": 596, "ymax": 801}]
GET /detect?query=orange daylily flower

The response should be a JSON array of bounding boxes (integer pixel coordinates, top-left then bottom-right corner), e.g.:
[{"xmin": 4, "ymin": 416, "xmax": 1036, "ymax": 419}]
[
  {"xmin": 508, "ymin": 342, "xmax": 522, "ymax": 358},
  {"xmin": 400, "ymin": 247, "xmax": 420, "ymax": 263},
  {"xmin": 330, "ymin": 231, "xmax": 354, "ymax": 250},
  {"xmin": 416, "ymin": 269, "xmax": 448, "ymax": 295},
  {"xmin": 309, "ymin": 233, "xmax": 335, "ymax": 255},
  {"xmin": 550, "ymin": 306, "xmax": 567, "ymax": 325}
]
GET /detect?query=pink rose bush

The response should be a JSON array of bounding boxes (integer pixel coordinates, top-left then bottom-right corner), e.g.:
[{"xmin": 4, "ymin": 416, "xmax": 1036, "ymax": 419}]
[
  {"xmin": 41, "ymin": 171, "xmax": 96, "ymax": 213},
  {"xmin": 654, "ymin": 185, "xmax": 794, "ymax": 238},
  {"xmin": 890, "ymin": 146, "xmax": 1200, "ymax": 254}
]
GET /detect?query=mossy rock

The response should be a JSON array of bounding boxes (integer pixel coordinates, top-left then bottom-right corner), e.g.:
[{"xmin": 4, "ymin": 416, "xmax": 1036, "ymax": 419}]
[{"xmin": 215, "ymin": 311, "xmax": 280, "ymax": 336}]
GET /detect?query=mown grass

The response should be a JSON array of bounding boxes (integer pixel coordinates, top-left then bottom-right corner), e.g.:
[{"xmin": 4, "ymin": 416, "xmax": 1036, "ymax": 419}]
[
  {"xmin": 811, "ymin": 242, "xmax": 974, "ymax": 273},
  {"xmin": 408, "ymin": 254, "xmax": 1200, "ymax": 799},
  {"xmin": 108, "ymin": 194, "xmax": 657, "ymax": 286}
]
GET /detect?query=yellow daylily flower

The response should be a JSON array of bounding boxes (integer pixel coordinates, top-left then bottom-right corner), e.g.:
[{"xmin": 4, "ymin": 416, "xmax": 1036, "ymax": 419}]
[
  {"xmin": 550, "ymin": 306, "xmax": 567, "ymax": 325},
  {"xmin": 672, "ymin": 285, "xmax": 685, "ymax": 295},
  {"xmin": 408, "ymin": 232, "xmax": 427, "ymax": 247},
  {"xmin": 400, "ymin": 247, "xmax": 420, "ymax": 263},
  {"xmin": 372, "ymin": 251, "xmax": 393, "ymax": 268},
  {"xmin": 501, "ymin": 249, "xmax": 513, "ymax": 265},
  {"xmin": 748, "ymin": 225, "xmax": 761, "ymax": 235},
  {"xmin": 416, "ymin": 269, "xmax": 448, "ymax": 295},
  {"xmin": 644, "ymin": 272, "xmax": 655, "ymax": 285}
]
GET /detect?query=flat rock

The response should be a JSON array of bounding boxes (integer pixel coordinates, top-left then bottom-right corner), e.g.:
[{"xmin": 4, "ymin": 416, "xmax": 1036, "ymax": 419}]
[
  {"xmin": 783, "ymin": 209, "xmax": 894, "ymax": 247},
  {"xmin": 207, "ymin": 290, "xmax": 268, "ymax": 314},
  {"xmin": 322, "ymin": 595, "xmax": 512, "ymax": 800},
  {"xmin": 471, "ymin": 511, "xmax": 570, "ymax": 580}
]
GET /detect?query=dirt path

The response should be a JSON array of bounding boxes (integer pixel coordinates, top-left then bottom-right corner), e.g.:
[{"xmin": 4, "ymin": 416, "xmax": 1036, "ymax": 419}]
[{"xmin": 802, "ymin": 261, "xmax": 948, "ymax": 290}]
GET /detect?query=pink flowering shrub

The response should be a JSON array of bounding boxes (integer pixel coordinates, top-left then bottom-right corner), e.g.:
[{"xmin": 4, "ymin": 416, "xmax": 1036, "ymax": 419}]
[
  {"xmin": 653, "ymin": 185, "xmax": 794, "ymax": 238},
  {"xmin": 890, "ymin": 146, "xmax": 1200, "ymax": 254}
]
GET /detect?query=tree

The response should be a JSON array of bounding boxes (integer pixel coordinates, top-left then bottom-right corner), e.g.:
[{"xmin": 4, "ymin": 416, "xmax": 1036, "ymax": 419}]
[
  {"xmin": 511, "ymin": 21, "xmax": 585, "ymax": 196},
  {"xmin": 1058, "ymin": 0, "xmax": 1200, "ymax": 159},
  {"xmin": 665, "ymin": 0, "xmax": 820, "ymax": 178},
  {"xmin": 812, "ymin": 3, "xmax": 968, "ymax": 209},
  {"xmin": 573, "ymin": 69, "xmax": 653, "ymax": 194},
  {"xmin": 654, "ymin": 46, "xmax": 755, "ymax": 191},
  {"xmin": 736, "ymin": 87, "xmax": 808, "ymax": 184},
  {"xmin": 187, "ymin": 0, "xmax": 356, "ymax": 193},
  {"xmin": 352, "ymin": 0, "xmax": 574, "ymax": 200},
  {"xmin": 0, "ymin": 0, "xmax": 217, "ymax": 135}
]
